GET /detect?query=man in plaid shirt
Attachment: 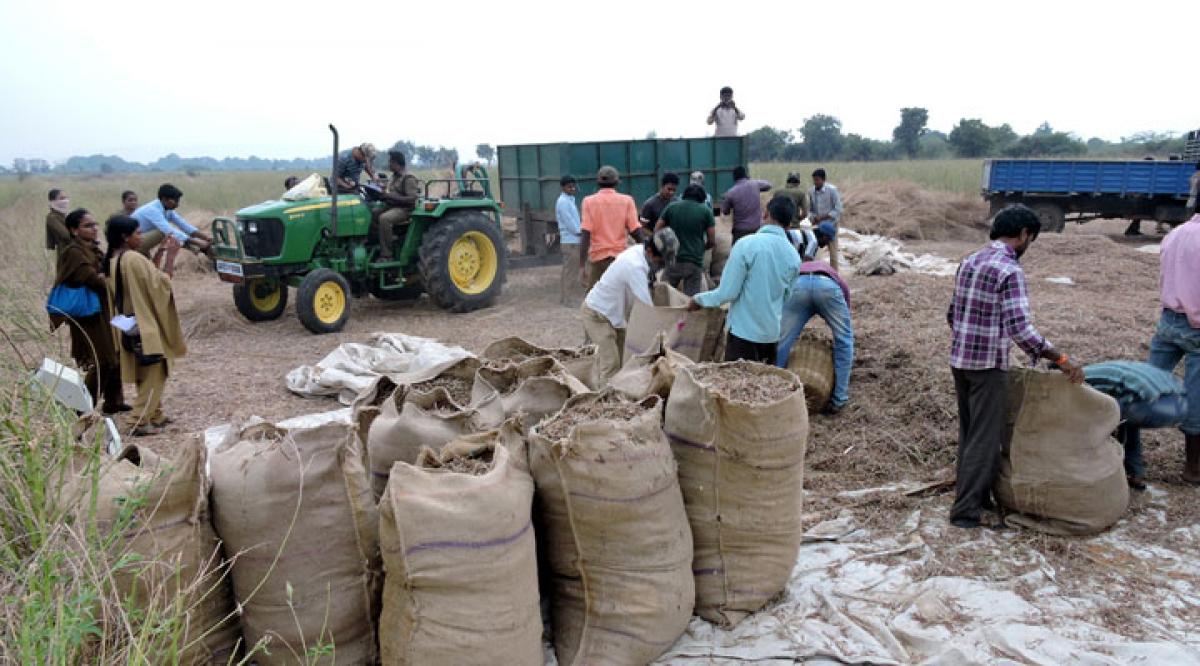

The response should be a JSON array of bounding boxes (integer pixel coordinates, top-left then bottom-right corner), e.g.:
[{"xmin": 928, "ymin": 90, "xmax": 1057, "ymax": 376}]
[{"xmin": 947, "ymin": 204, "xmax": 1084, "ymax": 529}]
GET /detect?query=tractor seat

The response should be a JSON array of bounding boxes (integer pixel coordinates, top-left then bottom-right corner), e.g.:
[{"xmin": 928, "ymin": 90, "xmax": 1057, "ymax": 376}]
[{"xmin": 455, "ymin": 190, "xmax": 486, "ymax": 199}]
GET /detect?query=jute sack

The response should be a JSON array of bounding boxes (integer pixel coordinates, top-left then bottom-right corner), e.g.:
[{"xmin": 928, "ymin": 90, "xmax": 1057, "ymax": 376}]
[
  {"xmin": 473, "ymin": 356, "xmax": 588, "ymax": 428},
  {"xmin": 665, "ymin": 362, "xmax": 808, "ymax": 627},
  {"xmin": 529, "ymin": 392, "xmax": 694, "ymax": 665},
  {"xmin": 995, "ymin": 368, "xmax": 1128, "ymax": 536},
  {"xmin": 210, "ymin": 422, "xmax": 379, "ymax": 666},
  {"xmin": 66, "ymin": 441, "xmax": 240, "ymax": 664},
  {"xmin": 785, "ymin": 332, "xmax": 834, "ymax": 413},
  {"xmin": 366, "ymin": 367, "xmax": 505, "ymax": 498},
  {"xmin": 379, "ymin": 423, "xmax": 542, "ymax": 665},
  {"xmin": 624, "ymin": 282, "xmax": 726, "ymax": 362},
  {"xmin": 609, "ymin": 330, "xmax": 695, "ymax": 401},
  {"xmin": 482, "ymin": 336, "xmax": 599, "ymax": 389}
]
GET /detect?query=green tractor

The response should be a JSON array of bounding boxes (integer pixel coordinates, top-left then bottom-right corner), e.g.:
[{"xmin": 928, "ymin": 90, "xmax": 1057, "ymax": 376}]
[{"xmin": 211, "ymin": 125, "xmax": 507, "ymax": 334}]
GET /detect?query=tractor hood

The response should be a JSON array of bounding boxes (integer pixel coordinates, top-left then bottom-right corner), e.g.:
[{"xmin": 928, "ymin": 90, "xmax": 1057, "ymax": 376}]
[{"xmin": 235, "ymin": 196, "xmax": 365, "ymax": 219}]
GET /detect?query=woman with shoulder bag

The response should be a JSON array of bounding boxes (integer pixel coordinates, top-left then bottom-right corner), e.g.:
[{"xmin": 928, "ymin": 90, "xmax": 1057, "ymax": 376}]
[
  {"xmin": 50, "ymin": 208, "xmax": 128, "ymax": 414},
  {"xmin": 105, "ymin": 215, "xmax": 187, "ymax": 436}
]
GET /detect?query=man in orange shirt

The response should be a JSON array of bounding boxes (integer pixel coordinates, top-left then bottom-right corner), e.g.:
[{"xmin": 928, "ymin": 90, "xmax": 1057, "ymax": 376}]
[{"xmin": 579, "ymin": 165, "xmax": 647, "ymax": 287}]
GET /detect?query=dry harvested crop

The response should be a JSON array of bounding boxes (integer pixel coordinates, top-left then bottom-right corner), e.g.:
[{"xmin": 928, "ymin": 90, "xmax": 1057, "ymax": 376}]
[
  {"xmin": 690, "ymin": 364, "xmax": 800, "ymax": 403},
  {"xmin": 412, "ymin": 375, "xmax": 473, "ymax": 406},
  {"xmin": 539, "ymin": 395, "xmax": 647, "ymax": 441}
]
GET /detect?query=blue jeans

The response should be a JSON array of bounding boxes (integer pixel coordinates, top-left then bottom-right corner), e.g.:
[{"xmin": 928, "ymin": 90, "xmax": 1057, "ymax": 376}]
[
  {"xmin": 776, "ymin": 274, "xmax": 854, "ymax": 406},
  {"xmin": 1147, "ymin": 309, "xmax": 1200, "ymax": 435},
  {"xmin": 1117, "ymin": 393, "xmax": 1188, "ymax": 477}
]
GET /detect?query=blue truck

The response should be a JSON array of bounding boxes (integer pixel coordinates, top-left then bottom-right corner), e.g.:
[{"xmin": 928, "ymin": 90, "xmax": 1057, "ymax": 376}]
[{"xmin": 982, "ymin": 152, "xmax": 1199, "ymax": 233}]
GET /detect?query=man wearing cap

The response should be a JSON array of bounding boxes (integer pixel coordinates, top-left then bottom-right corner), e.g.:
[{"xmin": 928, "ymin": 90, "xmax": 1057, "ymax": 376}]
[
  {"xmin": 808, "ymin": 168, "xmax": 843, "ymax": 270},
  {"xmin": 778, "ymin": 221, "xmax": 854, "ymax": 415},
  {"xmin": 689, "ymin": 194, "xmax": 801, "ymax": 364},
  {"xmin": 581, "ymin": 228, "xmax": 678, "ymax": 382},
  {"xmin": 579, "ymin": 165, "xmax": 647, "ymax": 288},
  {"xmin": 689, "ymin": 171, "xmax": 714, "ymax": 209},
  {"xmin": 777, "ymin": 173, "xmax": 810, "ymax": 226},
  {"xmin": 335, "ymin": 143, "xmax": 378, "ymax": 193},
  {"xmin": 707, "ymin": 86, "xmax": 744, "ymax": 137},
  {"xmin": 656, "ymin": 184, "xmax": 716, "ymax": 296},
  {"xmin": 556, "ymin": 175, "xmax": 584, "ymax": 306}
]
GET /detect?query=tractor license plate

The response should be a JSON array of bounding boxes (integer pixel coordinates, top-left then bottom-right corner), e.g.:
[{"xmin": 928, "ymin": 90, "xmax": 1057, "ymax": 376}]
[{"xmin": 215, "ymin": 260, "xmax": 244, "ymax": 283}]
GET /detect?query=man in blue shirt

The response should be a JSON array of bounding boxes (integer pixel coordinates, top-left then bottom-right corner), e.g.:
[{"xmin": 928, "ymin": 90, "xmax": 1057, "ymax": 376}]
[
  {"xmin": 132, "ymin": 183, "xmax": 212, "ymax": 259},
  {"xmin": 334, "ymin": 143, "xmax": 378, "ymax": 193},
  {"xmin": 556, "ymin": 175, "xmax": 583, "ymax": 306},
  {"xmin": 689, "ymin": 195, "xmax": 801, "ymax": 363}
]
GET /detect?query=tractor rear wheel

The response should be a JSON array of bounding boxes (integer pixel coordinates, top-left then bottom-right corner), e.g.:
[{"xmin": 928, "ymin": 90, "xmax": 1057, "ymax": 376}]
[
  {"xmin": 419, "ymin": 211, "xmax": 506, "ymax": 312},
  {"xmin": 296, "ymin": 268, "xmax": 351, "ymax": 334},
  {"xmin": 233, "ymin": 277, "xmax": 287, "ymax": 322}
]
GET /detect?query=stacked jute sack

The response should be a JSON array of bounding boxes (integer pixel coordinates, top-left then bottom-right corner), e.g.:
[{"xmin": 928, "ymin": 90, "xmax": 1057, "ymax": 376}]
[{"xmin": 61, "ymin": 332, "xmax": 814, "ymax": 665}]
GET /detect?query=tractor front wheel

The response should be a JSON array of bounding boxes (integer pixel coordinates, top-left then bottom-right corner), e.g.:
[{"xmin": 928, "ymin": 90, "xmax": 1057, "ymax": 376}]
[
  {"xmin": 233, "ymin": 278, "xmax": 288, "ymax": 322},
  {"xmin": 296, "ymin": 268, "xmax": 351, "ymax": 334},
  {"xmin": 419, "ymin": 212, "xmax": 506, "ymax": 312}
]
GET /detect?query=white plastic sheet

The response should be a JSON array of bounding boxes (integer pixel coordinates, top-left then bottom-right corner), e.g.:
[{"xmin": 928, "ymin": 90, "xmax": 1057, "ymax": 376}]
[
  {"xmin": 837, "ymin": 229, "xmax": 959, "ymax": 278},
  {"xmin": 654, "ymin": 499, "xmax": 1200, "ymax": 665},
  {"xmin": 285, "ymin": 332, "xmax": 473, "ymax": 405}
]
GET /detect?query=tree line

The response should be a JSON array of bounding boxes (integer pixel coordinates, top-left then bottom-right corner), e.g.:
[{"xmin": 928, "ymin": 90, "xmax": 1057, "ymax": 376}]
[
  {"xmin": 745, "ymin": 108, "xmax": 1194, "ymax": 162},
  {"xmin": 3, "ymin": 141, "xmax": 499, "ymax": 176}
]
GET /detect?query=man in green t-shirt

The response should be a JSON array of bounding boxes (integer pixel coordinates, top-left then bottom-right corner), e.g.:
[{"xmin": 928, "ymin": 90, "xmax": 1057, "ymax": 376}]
[{"xmin": 655, "ymin": 184, "xmax": 716, "ymax": 295}]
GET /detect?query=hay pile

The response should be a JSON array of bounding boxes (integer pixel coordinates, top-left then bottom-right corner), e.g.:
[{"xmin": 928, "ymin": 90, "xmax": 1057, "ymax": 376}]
[{"xmin": 842, "ymin": 181, "xmax": 989, "ymax": 242}]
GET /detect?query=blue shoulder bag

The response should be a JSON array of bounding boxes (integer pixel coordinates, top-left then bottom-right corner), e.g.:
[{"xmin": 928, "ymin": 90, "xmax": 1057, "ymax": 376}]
[{"xmin": 46, "ymin": 283, "xmax": 101, "ymax": 318}]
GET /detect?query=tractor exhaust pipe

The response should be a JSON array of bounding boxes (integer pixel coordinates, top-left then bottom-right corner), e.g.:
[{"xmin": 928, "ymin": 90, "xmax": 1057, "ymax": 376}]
[{"xmin": 329, "ymin": 123, "xmax": 339, "ymax": 237}]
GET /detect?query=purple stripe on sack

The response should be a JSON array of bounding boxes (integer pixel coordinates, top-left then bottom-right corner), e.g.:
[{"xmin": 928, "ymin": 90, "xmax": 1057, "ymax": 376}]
[
  {"xmin": 399, "ymin": 519, "xmax": 533, "ymax": 556},
  {"xmin": 665, "ymin": 431, "xmax": 715, "ymax": 452},
  {"xmin": 568, "ymin": 480, "xmax": 673, "ymax": 504},
  {"xmin": 693, "ymin": 567, "xmax": 725, "ymax": 576}
]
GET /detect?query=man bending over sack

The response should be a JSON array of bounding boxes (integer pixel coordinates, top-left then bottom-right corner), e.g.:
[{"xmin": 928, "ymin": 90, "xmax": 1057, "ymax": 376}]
[
  {"xmin": 777, "ymin": 221, "xmax": 854, "ymax": 415},
  {"xmin": 580, "ymin": 228, "xmax": 678, "ymax": 383},
  {"xmin": 946, "ymin": 204, "xmax": 1084, "ymax": 529},
  {"xmin": 1083, "ymin": 360, "xmax": 1188, "ymax": 491}
]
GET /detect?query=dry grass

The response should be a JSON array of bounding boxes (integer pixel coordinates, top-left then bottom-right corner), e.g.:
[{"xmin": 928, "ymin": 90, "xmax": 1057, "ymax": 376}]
[
  {"xmin": 539, "ymin": 395, "xmax": 647, "ymax": 442},
  {"xmin": 690, "ymin": 364, "xmax": 799, "ymax": 403}
]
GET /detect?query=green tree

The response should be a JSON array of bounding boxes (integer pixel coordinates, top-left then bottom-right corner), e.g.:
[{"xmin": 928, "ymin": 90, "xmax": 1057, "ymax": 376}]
[
  {"xmin": 475, "ymin": 143, "xmax": 495, "ymax": 164},
  {"xmin": 948, "ymin": 118, "xmax": 994, "ymax": 157},
  {"xmin": 892, "ymin": 107, "xmax": 929, "ymax": 158},
  {"xmin": 800, "ymin": 114, "xmax": 844, "ymax": 161},
  {"xmin": 988, "ymin": 123, "xmax": 1018, "ymax": 153},
  {"xmin": 746, "ymin": 126, "xmax": 792, "ymax": 161},
  {"xmin": 918, "ymin": 132, "xmax": 951, "ymax": 159}
]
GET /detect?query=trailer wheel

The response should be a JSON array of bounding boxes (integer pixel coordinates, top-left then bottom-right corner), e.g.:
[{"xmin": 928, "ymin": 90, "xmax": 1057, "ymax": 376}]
[
  {"xmin": 296, "ymin": 268, "xmax": 351, "ymax": 334},
  {"xmin": 1031, "ymin": 203, "xmax": 1066, "ymax": 233},
  {"xmin": 419, "ymin": 211, "xmax": 506, "ymax": 312},
  {"xmin": 233, "ymin": 277, "xmax": 288, "ymax": 322}
]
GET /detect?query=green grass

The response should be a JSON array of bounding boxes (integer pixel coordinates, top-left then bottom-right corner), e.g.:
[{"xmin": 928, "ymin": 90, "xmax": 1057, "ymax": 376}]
[{"xmin": 750, "ymin": 159, "xmax": 984, "ymax": 194}]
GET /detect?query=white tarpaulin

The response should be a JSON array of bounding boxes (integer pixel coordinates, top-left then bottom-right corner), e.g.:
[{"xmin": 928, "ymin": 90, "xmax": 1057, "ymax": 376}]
[
  {"xmin": 835, "ymin": 229, "xmax": 959, "ymax": 278},
  {"xmin": 653, "ymin": 492, "xmax": 1200, "ymax": 665},
  {"xmin": 285, "ymin": 332, "xmax": 473, "ymax": 405}
]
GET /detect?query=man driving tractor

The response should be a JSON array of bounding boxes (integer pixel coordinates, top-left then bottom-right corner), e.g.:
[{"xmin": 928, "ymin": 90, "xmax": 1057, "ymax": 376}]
[{"xmin": 377, "ymin": 150, "xmax": 421, "ymax": 260}]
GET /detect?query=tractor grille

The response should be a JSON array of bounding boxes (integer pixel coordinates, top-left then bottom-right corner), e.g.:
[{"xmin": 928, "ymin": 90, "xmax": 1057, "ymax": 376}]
[{"xmin": 240, "ymin": 218, "xmax": 284, "ymax": 258}]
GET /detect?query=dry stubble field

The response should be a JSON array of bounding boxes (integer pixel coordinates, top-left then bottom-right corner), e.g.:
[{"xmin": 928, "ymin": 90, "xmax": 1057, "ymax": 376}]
[{"xmin": 2, "ymin": 166, "xmax": 1197, "ymax": 651}]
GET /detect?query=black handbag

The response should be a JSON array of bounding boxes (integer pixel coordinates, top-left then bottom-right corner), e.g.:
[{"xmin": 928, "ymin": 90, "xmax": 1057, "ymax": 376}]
[{"xmin": 115, "ymin": 254, "xmax": 165, "ymax": 366}]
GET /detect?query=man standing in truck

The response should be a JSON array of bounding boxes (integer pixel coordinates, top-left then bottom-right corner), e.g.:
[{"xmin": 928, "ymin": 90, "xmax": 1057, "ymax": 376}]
[
  {"xmin": 376, "ymin": 150, "xmax": 420, "ymax": 260},
  {"xmin": 707, "ymin": 86, "xmax": 744, "ymax": 137}
]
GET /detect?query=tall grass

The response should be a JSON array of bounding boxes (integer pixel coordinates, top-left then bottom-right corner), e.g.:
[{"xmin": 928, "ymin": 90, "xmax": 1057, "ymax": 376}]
[{"xmin": 749, "ymin": 159, "xmax": 984, "ymax": 194}]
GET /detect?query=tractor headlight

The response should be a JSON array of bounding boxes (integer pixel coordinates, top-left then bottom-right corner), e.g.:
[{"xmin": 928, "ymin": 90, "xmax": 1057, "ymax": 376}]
[{"xmin": 247, "ymin": 221, "xmax": 258, "ymax": 233}]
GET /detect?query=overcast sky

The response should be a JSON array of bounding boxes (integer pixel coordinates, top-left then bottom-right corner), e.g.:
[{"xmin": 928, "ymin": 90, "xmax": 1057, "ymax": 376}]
[{"xmin": 1, "ymin": 0, "xmax": 1193, "ymax": 166}]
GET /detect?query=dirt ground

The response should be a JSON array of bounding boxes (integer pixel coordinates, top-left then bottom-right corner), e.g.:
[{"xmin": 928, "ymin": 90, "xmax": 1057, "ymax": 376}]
[{"xmin": 58, "ymin": 200, "xmax": 1196, "ymax": 643}]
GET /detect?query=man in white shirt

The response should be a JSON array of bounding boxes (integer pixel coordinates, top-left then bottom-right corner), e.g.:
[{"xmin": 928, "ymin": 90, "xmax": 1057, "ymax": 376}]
[
  {"xmin": 580, "ymin": 228, "xmax": 678, "ymax": 382},
  {"xmin": 706, "ymin": 86, "xmax": 745, "ymax": 137}
]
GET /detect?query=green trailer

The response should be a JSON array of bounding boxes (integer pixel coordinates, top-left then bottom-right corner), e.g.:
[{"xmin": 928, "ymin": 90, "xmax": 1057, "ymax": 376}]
[{"xmin": 498, "ymin": 136, "xmax": 747, "ymax": 267}]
